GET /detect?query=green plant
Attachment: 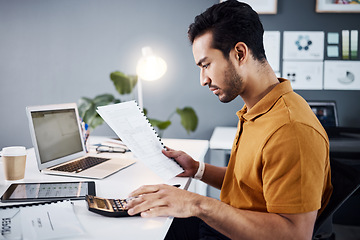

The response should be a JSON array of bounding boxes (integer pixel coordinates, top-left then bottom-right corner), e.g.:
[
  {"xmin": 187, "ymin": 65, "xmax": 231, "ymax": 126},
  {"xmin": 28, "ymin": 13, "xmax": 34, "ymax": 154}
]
[{"xmin": 78, "ymin": 71, "xmax": 198, "ymax": 137}]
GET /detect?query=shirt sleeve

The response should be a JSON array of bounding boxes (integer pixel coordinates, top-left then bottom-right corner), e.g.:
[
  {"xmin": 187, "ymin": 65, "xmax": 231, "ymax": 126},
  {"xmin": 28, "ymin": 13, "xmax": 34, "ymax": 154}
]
[{"xmin": 262, "ymin": 122, "xmax": 329, "ymax": 214}]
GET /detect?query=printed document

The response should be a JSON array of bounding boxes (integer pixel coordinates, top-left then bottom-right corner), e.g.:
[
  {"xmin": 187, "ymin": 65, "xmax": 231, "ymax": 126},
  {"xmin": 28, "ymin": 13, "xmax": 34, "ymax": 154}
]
[
  {"xmin": 0, "ymin": 201, "xmax": 84, "ymax": 240},
  {"xmin": 97, "ymin": 101, "xmax": 184, "ymax": 180}
]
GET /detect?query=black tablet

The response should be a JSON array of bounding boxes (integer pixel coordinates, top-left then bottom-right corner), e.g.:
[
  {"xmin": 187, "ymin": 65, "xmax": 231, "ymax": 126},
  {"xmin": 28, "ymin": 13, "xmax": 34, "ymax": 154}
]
[{"xmin": 1, "ymin": 181, "xmax": 96, "ymax": 202}]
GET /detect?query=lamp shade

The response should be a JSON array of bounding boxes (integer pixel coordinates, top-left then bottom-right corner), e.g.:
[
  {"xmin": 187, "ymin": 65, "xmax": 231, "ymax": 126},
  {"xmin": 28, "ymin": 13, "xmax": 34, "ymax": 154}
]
[{"xmin": 136, "ymin": 47, "xmax": 167, "ymax": 81}]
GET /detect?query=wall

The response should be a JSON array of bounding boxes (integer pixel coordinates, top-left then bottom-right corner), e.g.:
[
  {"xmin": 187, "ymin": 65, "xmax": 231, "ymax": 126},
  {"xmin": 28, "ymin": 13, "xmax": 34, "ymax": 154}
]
[
  {"xmin": 1, "ymin": 0, "xmax": 359, "ymax": 149},
  {"xmin": 260, "ymin": 1, "xmax": 360, "ymax": 129}
]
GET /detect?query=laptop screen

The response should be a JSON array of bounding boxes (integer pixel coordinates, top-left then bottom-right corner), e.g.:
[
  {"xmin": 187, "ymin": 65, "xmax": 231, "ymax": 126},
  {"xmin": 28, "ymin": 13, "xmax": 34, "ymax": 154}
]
[
  {"xmin": 308, "ymin": 101, "xmax": 338, "ymax": 127},
  {"xmin": 31, "ymin": 108, "xmax": 83, "ymax": 164}
]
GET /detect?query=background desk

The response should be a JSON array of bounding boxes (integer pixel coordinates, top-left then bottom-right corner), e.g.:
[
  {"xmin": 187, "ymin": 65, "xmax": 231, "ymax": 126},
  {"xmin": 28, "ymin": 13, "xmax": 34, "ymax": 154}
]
[
  {"xmin": 0, "ymin": 137, "xmax": 209, "ymax": 240},
  {"xmin": 208, "ymin": 127, "xmax": 237, "ymax": 199}
]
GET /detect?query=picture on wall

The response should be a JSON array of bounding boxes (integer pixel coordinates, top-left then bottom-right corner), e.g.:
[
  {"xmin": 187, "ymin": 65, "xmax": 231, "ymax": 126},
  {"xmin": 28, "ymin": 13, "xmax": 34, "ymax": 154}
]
[
  {"xmin": 282, "ymin": 61, "xmax": 323, "ymax": 90},
  {"xmin": 283, "ymin": 31, "xmax": 324, "ymax": 61},
  {"xmin": 220, "ymin": 0, "xmax": 278, "ymax": 14},
  {"xmin": 324, "ymin": 60, "xmax": 360, "ymax": 90},
  {"xmin": 316, "ymin": 0, "xmax": 360, "ymax": 13}
]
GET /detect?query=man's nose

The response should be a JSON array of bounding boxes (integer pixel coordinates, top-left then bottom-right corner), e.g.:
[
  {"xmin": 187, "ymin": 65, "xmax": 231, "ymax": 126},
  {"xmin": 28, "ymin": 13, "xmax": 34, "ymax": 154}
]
[{"xmin": 200, "ymin": 72, "xmax": 210, "ymax": 86}]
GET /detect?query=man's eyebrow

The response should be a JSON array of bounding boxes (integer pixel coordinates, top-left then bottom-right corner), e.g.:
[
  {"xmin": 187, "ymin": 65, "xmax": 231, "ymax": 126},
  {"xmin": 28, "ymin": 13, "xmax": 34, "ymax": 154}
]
[{"xmin": 196, "ymin": 57, "xmax": 208, "ymax": 66}]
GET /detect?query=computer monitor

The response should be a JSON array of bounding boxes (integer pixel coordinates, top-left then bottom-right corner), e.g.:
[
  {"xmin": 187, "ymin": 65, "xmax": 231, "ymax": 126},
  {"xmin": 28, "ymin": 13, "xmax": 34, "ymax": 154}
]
[{"xmin": 308, "ymin": 101, "xmax": 338, "ymax": 127}]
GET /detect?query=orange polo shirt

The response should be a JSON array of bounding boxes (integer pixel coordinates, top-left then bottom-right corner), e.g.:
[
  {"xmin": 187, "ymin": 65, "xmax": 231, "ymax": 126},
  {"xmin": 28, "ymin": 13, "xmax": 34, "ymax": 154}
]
[{"xmin": 220, "ymin": 79, "xmax": 332, "ymax": 214}]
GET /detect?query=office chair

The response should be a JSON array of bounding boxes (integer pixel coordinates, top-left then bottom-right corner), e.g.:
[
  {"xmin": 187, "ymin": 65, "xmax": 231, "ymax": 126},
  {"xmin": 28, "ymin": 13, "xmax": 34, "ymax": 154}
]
[{"xmin": 313, "ymin": 158, "xmax": 360, "ymax": 240}]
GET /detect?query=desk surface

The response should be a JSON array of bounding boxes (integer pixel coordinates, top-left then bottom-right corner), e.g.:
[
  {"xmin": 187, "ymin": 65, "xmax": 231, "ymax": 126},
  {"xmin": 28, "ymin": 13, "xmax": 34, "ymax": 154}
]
[
  {"xmin": 209, "ymin": 126, "xmax": 360, "ymax": 155},
  {"xmin": 0, "ymin": 137, "xmax": 209, "ymax": 240}
]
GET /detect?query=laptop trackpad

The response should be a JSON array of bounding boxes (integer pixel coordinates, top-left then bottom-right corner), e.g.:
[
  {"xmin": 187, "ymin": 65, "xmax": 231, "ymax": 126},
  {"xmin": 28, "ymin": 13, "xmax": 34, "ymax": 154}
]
[{"xmin": 84, "ymin": 158, "xmax": 135, "ymax": 173}]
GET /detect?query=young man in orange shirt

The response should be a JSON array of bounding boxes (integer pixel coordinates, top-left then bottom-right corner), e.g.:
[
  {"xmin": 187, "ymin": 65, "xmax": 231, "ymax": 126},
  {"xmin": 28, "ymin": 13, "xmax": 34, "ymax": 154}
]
[{"xmin": 126, "ymin": 1, "xmax": 332, "ymax": 239}]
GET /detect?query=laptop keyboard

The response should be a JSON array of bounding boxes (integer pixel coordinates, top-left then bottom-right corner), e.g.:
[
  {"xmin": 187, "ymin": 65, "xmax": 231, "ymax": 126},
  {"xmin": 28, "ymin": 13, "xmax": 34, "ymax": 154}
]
[{"xmin": 52, "ymin": 156, "xmax": 110, "ymax": 173}]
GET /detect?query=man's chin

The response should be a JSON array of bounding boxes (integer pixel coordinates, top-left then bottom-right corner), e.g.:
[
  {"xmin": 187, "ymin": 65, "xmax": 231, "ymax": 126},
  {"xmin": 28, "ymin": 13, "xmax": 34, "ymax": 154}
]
[{"xmin": 218, "ymin": 94, "xmax": 237, "ymax": 103}]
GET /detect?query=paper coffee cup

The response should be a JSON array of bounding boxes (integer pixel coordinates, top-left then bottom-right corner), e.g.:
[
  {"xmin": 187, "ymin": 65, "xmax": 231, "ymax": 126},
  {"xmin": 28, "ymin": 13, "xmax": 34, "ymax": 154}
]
[{"xmin": 2, "ymin": 146, "xmax": 27, "ymax": 180}]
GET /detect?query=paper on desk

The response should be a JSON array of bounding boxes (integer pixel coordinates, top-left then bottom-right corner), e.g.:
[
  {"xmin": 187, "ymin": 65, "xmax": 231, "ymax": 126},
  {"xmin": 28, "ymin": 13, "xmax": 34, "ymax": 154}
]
[
  {"xmin": 0, "ymin": 208, "xmax": 22, "ymax": 240},
  {"xmin": 21, "ymin": 201, "xmax": 85, "ymax": 240},
  {"xmin": 97, "ymin": 101, "xmax": 184, "ymax": 180}
]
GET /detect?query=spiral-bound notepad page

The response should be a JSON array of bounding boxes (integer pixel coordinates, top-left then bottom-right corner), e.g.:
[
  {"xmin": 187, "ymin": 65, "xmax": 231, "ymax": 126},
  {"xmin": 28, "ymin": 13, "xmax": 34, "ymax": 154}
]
[{"xmin": 97, "ymin": 101, "xmax": 184, "ymax": 180}]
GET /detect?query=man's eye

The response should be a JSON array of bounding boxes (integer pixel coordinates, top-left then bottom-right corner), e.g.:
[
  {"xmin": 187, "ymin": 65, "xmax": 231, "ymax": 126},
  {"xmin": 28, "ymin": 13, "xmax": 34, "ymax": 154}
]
[{"xmin": 202, "ymin": 64, "xmax": 209, "ymax": 69}]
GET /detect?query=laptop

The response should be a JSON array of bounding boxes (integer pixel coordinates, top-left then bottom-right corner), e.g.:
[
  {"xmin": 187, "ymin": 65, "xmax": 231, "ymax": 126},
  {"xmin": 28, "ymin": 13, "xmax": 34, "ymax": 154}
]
[
  {"xmin": 26, "ymin": 103, "xmax": 136, "ymax": 179},
  {"xmin": 308, "ymin": 101, "xmax": 338, "ymax": 127}
]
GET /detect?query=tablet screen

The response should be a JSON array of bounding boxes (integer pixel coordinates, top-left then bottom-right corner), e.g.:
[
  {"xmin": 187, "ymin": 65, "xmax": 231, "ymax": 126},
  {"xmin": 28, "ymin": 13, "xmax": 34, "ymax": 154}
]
[{"xmin": 1, "ymin": 181, "xmax": 96, "ymax": 202}]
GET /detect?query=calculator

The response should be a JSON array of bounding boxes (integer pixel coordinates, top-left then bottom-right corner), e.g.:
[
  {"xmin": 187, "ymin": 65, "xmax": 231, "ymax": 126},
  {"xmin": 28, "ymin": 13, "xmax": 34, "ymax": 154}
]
[{"xmin": 86, "ymin": 195, "xmax": 135, "ymax": 217}]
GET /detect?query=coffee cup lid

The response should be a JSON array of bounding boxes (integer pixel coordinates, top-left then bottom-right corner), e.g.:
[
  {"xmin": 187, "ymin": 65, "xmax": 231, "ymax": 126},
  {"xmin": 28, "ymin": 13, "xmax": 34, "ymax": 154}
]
[{"xmin": 2, "ymin": 146, "xmax": 26, "ymax": 156}]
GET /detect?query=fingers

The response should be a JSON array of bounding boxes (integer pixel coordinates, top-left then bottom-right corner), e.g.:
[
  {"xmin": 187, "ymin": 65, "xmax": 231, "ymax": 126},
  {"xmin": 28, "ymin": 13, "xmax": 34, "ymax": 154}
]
[
  {"xmin": 128, "ymin": 184, "xmax": 160, "ymax": 198},
  {"xmin": 126, "ymin": 184, "xmax": 179, "ymax": 217},
  {"xmin": 176, "ymin": 172, "xmax": 190, "ymax": 177},
  {"xmin": 163, "ymin": 146, "xmax": 174, "ymax": 151},
  {"xmin": 127, "ymin": 192, "xmax": 166, "ymax": 216},
  {"xmin": 126, "ymin": 184, "xmax": 202, "ymax": 219},
  {"xmin": 162, "ymin": 148, "xmax": 185, "ymax": 158},
  {"xmin": 140, "ymin": 206, "xmax": 171, "ymax": 218},
  {"xmin": 126, "ymin": 184, "xmax": 165, "ymax": 215}
]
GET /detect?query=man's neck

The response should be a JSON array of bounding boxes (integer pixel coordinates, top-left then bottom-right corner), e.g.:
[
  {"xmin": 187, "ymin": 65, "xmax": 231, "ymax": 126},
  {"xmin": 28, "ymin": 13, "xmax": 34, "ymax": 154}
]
[{"xmin": 241, "ymin": 63, "xmax": 279, "ymax": 110}]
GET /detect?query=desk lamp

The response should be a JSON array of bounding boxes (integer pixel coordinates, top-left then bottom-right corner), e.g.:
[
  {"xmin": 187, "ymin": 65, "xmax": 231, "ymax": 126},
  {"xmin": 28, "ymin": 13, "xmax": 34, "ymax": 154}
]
[{"xmin": 136, "ymin": 46, "xmax": 167, "ymax": 109}]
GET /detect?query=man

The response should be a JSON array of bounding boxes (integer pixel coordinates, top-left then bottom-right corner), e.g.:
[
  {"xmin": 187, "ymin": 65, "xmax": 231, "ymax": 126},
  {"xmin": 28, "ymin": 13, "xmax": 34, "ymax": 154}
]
[{"xmin": 126, "ymin": 1, "xmax": 332, "ymax": 239}]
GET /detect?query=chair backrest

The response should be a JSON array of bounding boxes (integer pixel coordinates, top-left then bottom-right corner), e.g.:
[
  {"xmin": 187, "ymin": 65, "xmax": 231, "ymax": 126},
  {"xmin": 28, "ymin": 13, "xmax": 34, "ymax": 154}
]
[{"xmin": 313, "ymin": 158, "xmax": 360, "ymax": 238}]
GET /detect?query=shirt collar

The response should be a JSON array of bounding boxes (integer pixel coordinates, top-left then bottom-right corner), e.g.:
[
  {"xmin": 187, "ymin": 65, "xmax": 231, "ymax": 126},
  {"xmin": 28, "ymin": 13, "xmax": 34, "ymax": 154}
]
[{"xmin": 236, "ymin": 78, "xmax": 293, "ymax": 121}]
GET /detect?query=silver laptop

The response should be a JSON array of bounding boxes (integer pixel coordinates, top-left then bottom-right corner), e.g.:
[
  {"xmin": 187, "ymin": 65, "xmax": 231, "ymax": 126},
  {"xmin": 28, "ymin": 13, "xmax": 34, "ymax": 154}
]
[{"xmin": 26, "ymin": 103, "xmax": 136, "ymax": 179}]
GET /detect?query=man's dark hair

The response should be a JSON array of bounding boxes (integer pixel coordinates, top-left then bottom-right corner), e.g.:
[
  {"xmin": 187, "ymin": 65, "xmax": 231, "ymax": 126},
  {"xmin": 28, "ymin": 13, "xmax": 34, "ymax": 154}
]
[{"xmin": 188, "ymin": 0, "xmax": 266, "ymax": 62}]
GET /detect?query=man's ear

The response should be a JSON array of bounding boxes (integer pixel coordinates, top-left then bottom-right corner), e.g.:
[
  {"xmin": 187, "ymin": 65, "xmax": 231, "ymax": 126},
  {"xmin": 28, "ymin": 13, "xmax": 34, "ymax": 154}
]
[{"xmin": 234, "ymin": 42, "xmax": 248, "ymax": 62}]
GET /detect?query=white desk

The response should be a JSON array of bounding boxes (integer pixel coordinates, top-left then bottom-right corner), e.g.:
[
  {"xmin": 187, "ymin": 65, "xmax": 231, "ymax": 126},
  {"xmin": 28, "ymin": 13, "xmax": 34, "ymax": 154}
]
[{"xmin": 0, "ymin": 137, "xmax": 209, "ymax": 240}]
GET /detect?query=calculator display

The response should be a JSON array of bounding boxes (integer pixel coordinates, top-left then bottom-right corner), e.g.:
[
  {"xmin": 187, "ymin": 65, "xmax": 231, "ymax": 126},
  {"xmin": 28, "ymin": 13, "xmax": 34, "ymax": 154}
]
[{"xmin": 94, "ymin": 198, "xmax": 109, "ymax": 209}]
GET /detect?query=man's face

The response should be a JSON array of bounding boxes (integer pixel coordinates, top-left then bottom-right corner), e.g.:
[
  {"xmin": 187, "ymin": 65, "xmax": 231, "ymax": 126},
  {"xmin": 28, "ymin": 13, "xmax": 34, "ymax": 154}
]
[{"xmin": 192, "ymin": 31, "xmax": 243, "ymax": 103}]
